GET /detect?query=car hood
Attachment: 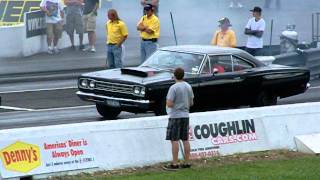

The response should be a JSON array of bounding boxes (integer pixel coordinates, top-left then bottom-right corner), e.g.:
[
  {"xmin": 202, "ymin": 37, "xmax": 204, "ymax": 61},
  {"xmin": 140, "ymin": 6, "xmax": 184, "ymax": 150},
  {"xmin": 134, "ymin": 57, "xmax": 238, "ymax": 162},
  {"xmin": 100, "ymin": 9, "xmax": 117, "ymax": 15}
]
[{"xmin": 81, "ymin": 67, "xmax": 174, "ymax": 85}]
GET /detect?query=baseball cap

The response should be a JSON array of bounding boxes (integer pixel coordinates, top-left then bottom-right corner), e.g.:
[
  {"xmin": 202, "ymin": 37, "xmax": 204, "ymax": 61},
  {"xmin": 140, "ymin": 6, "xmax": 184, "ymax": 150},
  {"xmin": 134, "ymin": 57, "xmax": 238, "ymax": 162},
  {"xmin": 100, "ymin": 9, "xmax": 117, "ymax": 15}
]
[
  {"xmin": 218, "ymin": 17, "xmax": 232, "ymax": 27},
  {"xmin": 144, "ymin": 4, "xmax": 153, "ymax": 11},
  {"xmin": 250, "ymin": 6, "xmax": 262, "ymax": 13}
]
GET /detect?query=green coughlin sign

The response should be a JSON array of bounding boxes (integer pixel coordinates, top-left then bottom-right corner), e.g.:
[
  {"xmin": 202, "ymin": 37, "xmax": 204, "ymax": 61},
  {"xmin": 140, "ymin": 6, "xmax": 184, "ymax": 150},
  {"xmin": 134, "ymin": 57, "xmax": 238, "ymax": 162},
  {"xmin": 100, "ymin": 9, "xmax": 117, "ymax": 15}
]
[{"xmin": 0, "ymin": 0, "xmax": 41, "ymax": 26}]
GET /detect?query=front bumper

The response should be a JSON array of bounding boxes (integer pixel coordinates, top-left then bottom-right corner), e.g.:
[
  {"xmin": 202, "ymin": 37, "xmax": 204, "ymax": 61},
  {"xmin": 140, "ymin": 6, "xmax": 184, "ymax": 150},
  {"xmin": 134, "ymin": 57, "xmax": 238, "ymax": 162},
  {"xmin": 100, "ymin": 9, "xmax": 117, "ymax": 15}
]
[{"xmin": 76, "ymin": 91, "xmax": 150, "ymax": 110}]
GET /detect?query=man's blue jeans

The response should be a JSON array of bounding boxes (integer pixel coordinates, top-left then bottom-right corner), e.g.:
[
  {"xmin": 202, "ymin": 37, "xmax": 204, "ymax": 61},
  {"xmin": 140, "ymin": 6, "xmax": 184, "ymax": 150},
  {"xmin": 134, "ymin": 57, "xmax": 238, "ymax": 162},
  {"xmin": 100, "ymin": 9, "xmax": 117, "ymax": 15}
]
[
  {"xmin": 107, "ymin": 44, "xmax": 122, "ymax": 69},
  {"xmin": 140, "ymin": 40, "xmax": 158, "ymax": 63}
]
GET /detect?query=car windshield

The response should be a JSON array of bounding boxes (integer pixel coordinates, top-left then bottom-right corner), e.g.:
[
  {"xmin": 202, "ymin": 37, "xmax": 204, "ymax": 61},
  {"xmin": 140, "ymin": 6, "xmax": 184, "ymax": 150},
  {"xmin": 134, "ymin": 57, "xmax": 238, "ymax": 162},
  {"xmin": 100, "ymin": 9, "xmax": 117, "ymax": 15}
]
[{"xmin": 140, "ymin": 50, "xmax": 205, "ymax": 73}]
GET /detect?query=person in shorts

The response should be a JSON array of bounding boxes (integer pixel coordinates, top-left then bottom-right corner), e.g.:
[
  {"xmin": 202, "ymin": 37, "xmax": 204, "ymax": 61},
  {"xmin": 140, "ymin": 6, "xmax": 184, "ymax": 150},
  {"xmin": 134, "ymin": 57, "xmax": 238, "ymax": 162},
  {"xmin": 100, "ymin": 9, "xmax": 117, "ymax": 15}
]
[
  {"xmin": 40, "ymin": 0, "xmax": 64, "ymax": 54},
  {"xmin": 164, "ymin": 67, "xmax": 194, "ymax": 171},
  {"xmin": 82, "ymin": 0, "xmax": 99, "ymax": 52},
  {"xmin": 65, "ymin": 0, "xmax": 84, "ymax": 50}
]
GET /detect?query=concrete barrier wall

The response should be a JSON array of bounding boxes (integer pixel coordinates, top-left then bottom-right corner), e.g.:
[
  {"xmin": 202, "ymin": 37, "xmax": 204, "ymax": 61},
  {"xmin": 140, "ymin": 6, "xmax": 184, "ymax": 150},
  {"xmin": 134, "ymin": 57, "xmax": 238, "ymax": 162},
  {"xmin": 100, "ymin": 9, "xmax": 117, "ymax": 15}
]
[
  {"xmin": 1, "ymin": 102, "xmax": 320, "ymax": 179},
  {"xmin": 0, "ymin": 25, "xmax": 87, "ymax": 58}
]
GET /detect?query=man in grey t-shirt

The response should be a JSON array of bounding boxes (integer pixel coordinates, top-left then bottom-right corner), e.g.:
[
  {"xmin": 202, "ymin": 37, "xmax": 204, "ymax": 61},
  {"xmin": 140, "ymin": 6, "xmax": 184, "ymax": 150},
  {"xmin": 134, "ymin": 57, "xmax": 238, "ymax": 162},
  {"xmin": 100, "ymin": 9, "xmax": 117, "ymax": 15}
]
[{"xmin": 164, "ymin": 67, "xmax": 194, "ymax": 170}]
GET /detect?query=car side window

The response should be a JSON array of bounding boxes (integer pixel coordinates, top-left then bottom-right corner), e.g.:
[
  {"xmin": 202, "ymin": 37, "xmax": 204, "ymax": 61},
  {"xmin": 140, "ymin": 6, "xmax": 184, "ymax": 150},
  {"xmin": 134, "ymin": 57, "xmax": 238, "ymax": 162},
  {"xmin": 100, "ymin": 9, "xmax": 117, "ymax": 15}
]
[
  {"xmin": 232, "ymin": 56, "xmax": 254, "ymax": 71},
  {"xmin": 200, "ymin": 56, "xmax": 211, "ymax": 74},
  {"xmin": 209, "ymin": 55, "xmax": 233, "ymax": 74}
]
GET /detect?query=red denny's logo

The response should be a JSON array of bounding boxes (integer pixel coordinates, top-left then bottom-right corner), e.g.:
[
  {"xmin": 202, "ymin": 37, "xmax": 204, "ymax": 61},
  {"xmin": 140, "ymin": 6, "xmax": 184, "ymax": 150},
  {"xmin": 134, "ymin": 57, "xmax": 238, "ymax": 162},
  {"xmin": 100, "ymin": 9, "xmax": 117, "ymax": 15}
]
[{"xmin": 0, "ymin": 141, "xmax": 41, "ymax": 173}]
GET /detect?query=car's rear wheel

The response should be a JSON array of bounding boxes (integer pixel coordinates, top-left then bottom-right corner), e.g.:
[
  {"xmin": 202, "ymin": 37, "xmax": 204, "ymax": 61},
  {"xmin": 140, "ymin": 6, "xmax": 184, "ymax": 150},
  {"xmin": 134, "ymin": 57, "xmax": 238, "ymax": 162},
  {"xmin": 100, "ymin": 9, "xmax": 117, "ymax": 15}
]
[
  {"xmin": 154, "ymin": 98, "xmax": 167, "ymax": 116},
  {"xmin": 96, "ymin": 103, "xmax": 121, "ymax": 120},
  {"xmin": 252, "ymin": 91, "xmax": 278, "ymax": 107}
]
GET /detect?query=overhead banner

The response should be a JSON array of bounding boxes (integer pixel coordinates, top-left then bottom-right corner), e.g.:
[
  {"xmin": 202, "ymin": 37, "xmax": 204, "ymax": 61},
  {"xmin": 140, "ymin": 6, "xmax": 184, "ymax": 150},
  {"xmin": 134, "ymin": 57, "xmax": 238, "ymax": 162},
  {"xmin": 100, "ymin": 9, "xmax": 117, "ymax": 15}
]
[
  {"xmin": 0, "ymin": 134, "xmax": 98, "ymax": 179},
  {"xmin": 189, "ymin": 117, "xmax": 269, "ymax": 159},
  {"xmin": 25, "ymin": 10, "xmax": 46, "ymax": 38},
  {"xmin": 0, "ymin": 0, "xmax": 41, "ymax": 26}
]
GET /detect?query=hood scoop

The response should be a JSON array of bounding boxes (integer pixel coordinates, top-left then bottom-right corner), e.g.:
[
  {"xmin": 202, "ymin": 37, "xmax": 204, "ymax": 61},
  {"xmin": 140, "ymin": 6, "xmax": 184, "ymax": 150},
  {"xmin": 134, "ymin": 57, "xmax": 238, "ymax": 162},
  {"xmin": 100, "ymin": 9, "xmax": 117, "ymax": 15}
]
[{"xmin": 121, "ymin": 67, "xmax": 158, "ymax": 77}]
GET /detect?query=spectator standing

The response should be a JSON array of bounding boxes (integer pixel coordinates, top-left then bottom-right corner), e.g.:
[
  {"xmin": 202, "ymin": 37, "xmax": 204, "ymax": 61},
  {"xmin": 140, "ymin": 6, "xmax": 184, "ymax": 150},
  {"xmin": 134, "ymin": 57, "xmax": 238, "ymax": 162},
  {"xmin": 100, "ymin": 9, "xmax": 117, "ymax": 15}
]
[
  {"xmin": 141, "ymin": 0, "xmax": 159, "ymax": 16},
  {"xmin": 211, "ymin": 17, "xmax": 237, "ymax": 48},
  {"xmin": 83, "ymin": 0, "xmax": 99, "ymax": 53},
  {"xmin": 164, "ymin": 67, "xmax": 194, "ymax": 171},
  {"xmin": 244, "ymin": 6, "xmax": 266, "ymax": 56},
  {"xmin": 65, "ymin": 0, "xmax": 84, "ymax": 50},
  {"xmin": 264, "ymin": 0, "xmax": 281, "ymax": 9},
  {"xmin": 229, "ymin": 0, "xmax": 243, "ymax": 8},
  {"xmin": 106, "ymin": 9, "xmax": 128, "ymax": 69},
  {"xmin": 40, "ymin": 0, "xmax": 64, "ymax": 54},
  {"xmin": 137, "ymin": 4, "xmax": 160, "ymax": 63}
]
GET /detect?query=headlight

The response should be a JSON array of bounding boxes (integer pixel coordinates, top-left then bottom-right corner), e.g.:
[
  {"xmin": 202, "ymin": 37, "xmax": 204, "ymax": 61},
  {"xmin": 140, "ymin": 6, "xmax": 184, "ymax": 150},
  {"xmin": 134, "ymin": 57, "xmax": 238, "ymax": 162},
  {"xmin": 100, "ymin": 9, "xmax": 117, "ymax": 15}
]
[
  {"xmin": 80, "ymin": 79, "xmax": 88, "ymax": 87},
  {"xmin": 134, "ymin": 86, "xmax": 141, "ymax": 94},
  {"xmin": 133, "ymin": 86, "xmax": 146, "ymax": 96},
  {"xmin": 140, "ymin": 87, "xmax": 146, "ymax": 95},
  {"xmin": 89, "ymin": 81, "xmax": 95, "ymax": 88}
]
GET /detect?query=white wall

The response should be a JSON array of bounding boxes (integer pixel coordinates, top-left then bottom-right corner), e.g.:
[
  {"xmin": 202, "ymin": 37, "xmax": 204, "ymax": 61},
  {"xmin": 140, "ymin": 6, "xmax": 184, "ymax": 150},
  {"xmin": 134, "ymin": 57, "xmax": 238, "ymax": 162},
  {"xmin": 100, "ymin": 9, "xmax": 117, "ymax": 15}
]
[{"xmin": 1, "ymin": 102, "xmax": 320, "ymax": 179}]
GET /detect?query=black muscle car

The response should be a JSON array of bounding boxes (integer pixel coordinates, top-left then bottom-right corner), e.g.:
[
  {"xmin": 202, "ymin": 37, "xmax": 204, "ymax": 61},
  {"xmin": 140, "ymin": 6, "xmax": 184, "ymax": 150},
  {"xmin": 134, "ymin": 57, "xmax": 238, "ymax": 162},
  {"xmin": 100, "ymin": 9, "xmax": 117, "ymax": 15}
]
[{"xmin": 77, "ymin": 45, "xmax": 310, "ymax": 119}]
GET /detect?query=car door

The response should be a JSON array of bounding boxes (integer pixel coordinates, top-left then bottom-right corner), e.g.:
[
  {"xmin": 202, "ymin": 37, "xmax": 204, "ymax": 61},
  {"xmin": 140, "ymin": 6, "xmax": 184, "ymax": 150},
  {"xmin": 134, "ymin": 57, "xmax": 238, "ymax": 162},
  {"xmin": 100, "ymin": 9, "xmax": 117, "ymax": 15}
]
[{"xmin": 197, "ymin": 54, "xmax": 251, "ymax": 108}]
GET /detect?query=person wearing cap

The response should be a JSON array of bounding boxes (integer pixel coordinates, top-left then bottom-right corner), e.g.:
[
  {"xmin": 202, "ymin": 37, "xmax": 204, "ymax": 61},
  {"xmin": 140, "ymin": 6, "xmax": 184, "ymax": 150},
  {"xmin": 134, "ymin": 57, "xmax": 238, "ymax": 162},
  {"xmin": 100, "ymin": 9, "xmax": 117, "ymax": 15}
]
[
  {"xmin": 211, "ymin": 17, "xmax": 237, "ymax": 48},
  {"xmin": 244, "ymin": 6, "xmax": 266, "ymax": 56},
  {"xmin": 106, "ymin": 9, "xmax": 128, "ymax": 69},
  {"xmin": 137, "ymin": 4, "xmax": 160, "ymax": 63},
  {"xmin": 141, "ymin": 0, "xmax": 159, "ymax": 16}
]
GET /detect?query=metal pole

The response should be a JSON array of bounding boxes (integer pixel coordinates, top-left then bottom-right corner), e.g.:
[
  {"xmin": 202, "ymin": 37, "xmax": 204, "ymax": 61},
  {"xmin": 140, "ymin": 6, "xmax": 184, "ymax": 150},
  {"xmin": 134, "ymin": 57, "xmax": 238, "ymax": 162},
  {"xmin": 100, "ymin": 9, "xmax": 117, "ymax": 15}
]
[
  {"xmin": 170, "ymin": 11, "xmax": 178, "ymax": 45},
  {"xmin": 269, "ymin": 19, "xmax": 274, "ymax": 55},
  {"xmin": 312, "ymin": 13, "xmax": 314, "ymax": 42},
  {"xmin": 317, "ymin": 13, "xmax": 319, "ymax": 42}
]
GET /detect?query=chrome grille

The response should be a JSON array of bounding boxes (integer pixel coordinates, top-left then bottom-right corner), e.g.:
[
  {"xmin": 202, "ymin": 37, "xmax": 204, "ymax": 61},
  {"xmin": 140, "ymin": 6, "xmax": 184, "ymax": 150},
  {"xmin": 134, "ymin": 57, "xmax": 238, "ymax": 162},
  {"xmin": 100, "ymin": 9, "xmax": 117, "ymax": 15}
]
[{"xmin": 95, "ymin": 81, "xmax": 133, "ymax": 94}]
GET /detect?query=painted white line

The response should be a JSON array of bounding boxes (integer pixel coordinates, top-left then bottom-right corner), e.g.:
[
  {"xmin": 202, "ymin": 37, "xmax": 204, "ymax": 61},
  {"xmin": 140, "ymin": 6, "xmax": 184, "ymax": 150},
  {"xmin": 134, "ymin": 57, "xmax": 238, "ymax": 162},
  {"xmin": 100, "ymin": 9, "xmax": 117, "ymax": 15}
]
[
  {"xmin": 0, "ymin": 106, "xmax": 35, "ymax": 111},
  {"xmin": 33, "ymin": 105, "xmax": 96, "ymax": 112},
  {"xmin": 0, "ymin": 86, "xmax": 76, "ymax": 94},
  {"xmin": 310, "ymin": 86, "xmax": 320, "ymax": 90}
]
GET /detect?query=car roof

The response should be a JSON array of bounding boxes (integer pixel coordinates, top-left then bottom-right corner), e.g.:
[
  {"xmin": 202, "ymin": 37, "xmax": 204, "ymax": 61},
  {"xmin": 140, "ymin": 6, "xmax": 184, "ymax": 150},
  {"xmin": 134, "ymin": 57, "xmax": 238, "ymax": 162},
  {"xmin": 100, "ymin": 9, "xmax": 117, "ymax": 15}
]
[
  {"xmin": 160, "ymin": 45, "xmax": 244, "ymax": 54},
  {"xmin": 159, "ymin": 45, "xmax": 265, "ymax": 67}
]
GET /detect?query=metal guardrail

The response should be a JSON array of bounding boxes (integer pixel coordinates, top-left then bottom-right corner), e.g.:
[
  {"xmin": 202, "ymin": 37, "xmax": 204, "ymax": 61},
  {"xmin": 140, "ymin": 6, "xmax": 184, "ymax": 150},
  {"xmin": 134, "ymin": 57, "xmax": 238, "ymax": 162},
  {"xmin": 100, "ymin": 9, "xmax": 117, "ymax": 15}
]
[{"xmin": 272, "ymin": 48, "xmax": 320, "ymax": 79}]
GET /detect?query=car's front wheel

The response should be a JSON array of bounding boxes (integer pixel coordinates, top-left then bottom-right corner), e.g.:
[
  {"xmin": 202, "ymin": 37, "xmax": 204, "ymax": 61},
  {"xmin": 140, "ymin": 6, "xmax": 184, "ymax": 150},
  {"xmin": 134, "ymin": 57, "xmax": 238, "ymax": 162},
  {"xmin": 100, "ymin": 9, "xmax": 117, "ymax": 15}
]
[
  {"xmin": 252, "ymin": 91, "xmax": 278, "ymax": 107},
  {"xmin": 96, "ymin": 103, "xmax": 121, "ymax": 120}
]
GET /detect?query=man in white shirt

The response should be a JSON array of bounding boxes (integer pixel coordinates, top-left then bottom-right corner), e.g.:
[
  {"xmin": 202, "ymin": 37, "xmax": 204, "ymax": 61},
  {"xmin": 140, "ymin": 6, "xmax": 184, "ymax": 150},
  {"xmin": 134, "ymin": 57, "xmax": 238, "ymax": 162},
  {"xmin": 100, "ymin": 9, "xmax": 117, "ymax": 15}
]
[
  {"xmin": 244, "ymin": 6, "xmax": 265, "ymax": 56},
  {"xmin": 40, "ymin": 0, "xmax": 64, "ymax": 54}
]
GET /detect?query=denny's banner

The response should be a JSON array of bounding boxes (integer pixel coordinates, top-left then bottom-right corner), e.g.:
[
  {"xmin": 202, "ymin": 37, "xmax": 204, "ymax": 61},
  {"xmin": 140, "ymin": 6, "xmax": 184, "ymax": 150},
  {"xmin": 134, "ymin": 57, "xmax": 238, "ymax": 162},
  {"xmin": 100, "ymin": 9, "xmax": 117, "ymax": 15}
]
[
  {"xmin": 0, "ymin": 134, "xmax": 98, "ymax": 179},
  {"xmin": 0, "ymin": 0, "xmax": 41, "ymax": 26}
]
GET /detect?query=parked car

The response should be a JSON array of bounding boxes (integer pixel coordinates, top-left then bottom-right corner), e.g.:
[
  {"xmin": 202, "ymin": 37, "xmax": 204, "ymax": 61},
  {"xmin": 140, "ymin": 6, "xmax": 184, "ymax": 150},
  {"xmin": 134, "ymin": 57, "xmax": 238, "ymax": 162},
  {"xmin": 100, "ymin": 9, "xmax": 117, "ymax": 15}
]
[{"xmin": 77, "ymin": 45, "xmax": 310, "ymax": 119}]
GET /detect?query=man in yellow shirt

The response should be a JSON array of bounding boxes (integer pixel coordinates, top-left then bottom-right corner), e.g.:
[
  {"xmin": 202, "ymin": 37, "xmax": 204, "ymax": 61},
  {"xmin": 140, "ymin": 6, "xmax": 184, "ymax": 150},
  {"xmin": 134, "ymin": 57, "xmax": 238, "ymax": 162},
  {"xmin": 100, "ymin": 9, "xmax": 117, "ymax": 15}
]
[
  {"xmin": 106, "ymin": 9, "xmax": 128, "ymax": 69},
  {"xmin": 137, "ymin": 4, "xmax": 160, "ymax": 63},
  {"xmin": 211, "ymin": 17, "xmax": 237, "ymax": 48}
]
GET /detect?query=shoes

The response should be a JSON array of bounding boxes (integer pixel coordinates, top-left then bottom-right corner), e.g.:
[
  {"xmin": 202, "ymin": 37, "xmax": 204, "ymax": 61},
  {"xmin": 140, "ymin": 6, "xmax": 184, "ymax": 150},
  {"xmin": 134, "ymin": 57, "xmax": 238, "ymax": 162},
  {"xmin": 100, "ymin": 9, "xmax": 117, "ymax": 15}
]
[
  {"xmin": 229, "ymin": 2, "xmax": 234, "ymax": 8},
  {"xmin": 71, "ymin": 45, "xmax": 76, "ymax": 50},
  {"xmin": 53, "ymin": 47, "xmax": 60, "ymax": 54},
  {"xmin": 83, "ymin": 46, "xmax": 96, "ymax": 53},
  {"xmin": 47, "ymin": 48, "xmax": 54, "ymax": 55},
  {"xmin": 79, "ymin": 45, "xmax": 85, "ymax": 50},
  {"xmin": 180, "ymin": 163, "xmax": 192, "ymax": 169},
  {"xmin": 163, "ymin": 164, "xmax": 179, "ymax": 171}
]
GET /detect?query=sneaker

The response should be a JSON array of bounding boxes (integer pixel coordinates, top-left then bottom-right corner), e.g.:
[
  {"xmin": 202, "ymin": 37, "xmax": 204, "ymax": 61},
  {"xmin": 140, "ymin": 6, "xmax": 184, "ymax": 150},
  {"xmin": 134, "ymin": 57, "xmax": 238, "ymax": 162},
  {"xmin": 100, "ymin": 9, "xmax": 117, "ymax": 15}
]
[
  {"xmin": 180, "ymin": 163, "xmax": 192, "ymax": 169},
  {"xmin": 82, "ymin": 46, "xmax": 90, "ymax": 52},
  {"xmin": 79, "ymin": 45, "xmax": 85, "ymax": 50},
  {"xmin": 53, "ymin": 47, "xmax": 60, "ymax": 54},
  {"xmin": 71, "ymin": 45, "xmax": 76, "ymax": 50},
  {"xmin": 229, "ymin": 2, "xmax": 234, "ymax": 8},
  {"xmin": 163, "ymin": 164, "xmax": 179, "ymax": 171},
  {"xmin": 47, "ymin": 48, "xmax": 53, "ymax": 55},
  {"xmin": 89, "ymin": 47, "xmax": 96, "ymax": 53}
]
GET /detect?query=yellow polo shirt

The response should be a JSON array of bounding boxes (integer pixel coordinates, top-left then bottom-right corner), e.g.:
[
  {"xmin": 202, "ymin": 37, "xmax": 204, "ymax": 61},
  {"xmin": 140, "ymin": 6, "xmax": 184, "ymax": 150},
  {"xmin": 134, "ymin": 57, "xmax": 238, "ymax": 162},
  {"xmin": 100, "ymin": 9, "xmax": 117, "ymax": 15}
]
[
  {"xmin": 106, "ymin": 20, "xmax": 128, "ymax": 44},
  {"xmin": 138, "ymin": 14, "xmax": 160, "ymax": 39},
  {"xmin": 211, "ymin": 29, "xmax": 237, "ymax": 48}
]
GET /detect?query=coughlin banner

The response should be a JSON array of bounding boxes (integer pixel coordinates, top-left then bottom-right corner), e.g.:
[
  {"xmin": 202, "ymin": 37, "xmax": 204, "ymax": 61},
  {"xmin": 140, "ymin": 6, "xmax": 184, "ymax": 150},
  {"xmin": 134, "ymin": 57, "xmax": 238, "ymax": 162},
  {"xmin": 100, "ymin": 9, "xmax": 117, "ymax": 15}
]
[
  {"xmin": 189, "ymin": 116, "xmax": 269, "ymax": 159},
  {"xmin": 0, "ymin": 0, "xmax": 41, "ymax": 26},
  {"xmin": 0, "ymin": 134, "xmax": 97, "ymax": 179}
]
